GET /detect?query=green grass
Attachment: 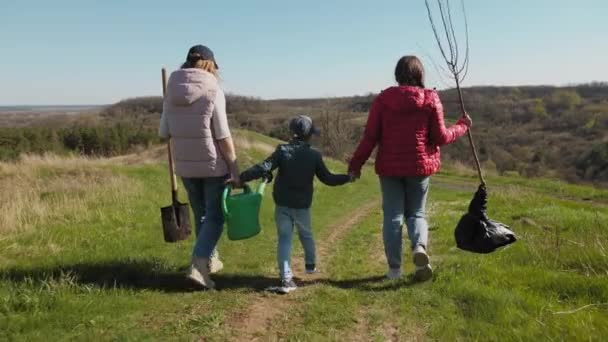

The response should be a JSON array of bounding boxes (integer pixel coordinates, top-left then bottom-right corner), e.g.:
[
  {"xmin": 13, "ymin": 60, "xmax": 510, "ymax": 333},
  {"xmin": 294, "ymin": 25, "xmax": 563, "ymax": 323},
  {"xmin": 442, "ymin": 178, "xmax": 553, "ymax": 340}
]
[
  {"xmin": 273, "ymin": 185, "xmax": 608, "ymax": 341},
  {"xmin": 438, "ymin": 165, "xmax": 608, "ymax": 203},
  {"xmin": 1, "ymin": 132, "xmax": 607, "ymax": 341}
]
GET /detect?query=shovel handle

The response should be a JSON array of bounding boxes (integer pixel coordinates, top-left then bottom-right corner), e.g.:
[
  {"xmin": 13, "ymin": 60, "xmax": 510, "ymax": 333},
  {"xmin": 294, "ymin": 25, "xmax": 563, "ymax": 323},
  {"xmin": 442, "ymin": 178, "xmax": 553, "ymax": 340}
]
[
  {"xmin": 162, "ymin": 68, "xmax": 179, "ymax": 197},
  {"xmin": 168, "ymin": 142, "xmax": 178, "ymax": 193},
  {"xmin": 162, "ymin": 68, "xmax": 168, "ymax": 97}
]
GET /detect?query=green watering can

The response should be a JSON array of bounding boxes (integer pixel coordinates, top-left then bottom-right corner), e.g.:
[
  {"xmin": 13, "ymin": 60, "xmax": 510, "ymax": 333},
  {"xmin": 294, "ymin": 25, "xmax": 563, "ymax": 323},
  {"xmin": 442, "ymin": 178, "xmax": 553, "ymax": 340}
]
[{"xmin": 222, "ymin": 182, "xmax": 267, "ymax": 241}]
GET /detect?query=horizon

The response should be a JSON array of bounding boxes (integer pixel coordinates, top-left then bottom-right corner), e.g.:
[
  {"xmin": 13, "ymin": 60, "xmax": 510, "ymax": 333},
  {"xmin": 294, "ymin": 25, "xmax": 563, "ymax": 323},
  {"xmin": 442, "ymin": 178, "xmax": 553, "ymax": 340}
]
[{"xmin": 2, "ymin": 82, "xmax": 606, "ymax": 107}]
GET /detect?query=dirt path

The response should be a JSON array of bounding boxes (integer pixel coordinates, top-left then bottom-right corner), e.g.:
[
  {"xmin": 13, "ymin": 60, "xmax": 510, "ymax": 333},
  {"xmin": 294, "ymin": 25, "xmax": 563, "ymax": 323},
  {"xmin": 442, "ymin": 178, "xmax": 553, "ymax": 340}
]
[
  {"xmin": 343, "ymin": 200, "xmax": 440, "ymax": 341},
  {"xmin": 344, "ymin": 231, "xmax": 385, "ymax": 342},
  {"xmin": 228, "ymin": 200, "xmax": 380, "ymax": 341}
]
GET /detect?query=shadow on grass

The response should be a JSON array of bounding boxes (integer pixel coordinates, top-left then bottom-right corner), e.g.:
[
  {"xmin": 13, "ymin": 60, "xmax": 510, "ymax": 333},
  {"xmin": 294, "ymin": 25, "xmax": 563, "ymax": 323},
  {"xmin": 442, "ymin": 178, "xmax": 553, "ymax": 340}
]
[
  {"xmin": 322, "ymin": 275, "xmax": 419, "ymax": 291},
  {"xmin": 0, "ymin": 260, "xmax": 419, "ymax": 293},
  {"xmin": 0, "ymin": 259, "xmax": 279, "ymax": 293}
]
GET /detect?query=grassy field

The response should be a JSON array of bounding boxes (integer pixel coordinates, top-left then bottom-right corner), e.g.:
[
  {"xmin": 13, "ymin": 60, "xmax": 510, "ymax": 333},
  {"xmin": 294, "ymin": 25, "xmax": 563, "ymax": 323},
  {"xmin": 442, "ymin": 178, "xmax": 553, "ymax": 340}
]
[{"xmin": 1, "ymin": 131, "xmax": 607, "ymax": 341}]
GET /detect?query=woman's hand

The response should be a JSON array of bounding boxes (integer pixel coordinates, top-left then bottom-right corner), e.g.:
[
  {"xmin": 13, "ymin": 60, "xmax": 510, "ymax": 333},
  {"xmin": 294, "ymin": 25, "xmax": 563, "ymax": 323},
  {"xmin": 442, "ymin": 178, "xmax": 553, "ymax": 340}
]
[
  {"xmin": 225, "ymin": 173, "xmax": 242, "ymax": 188},
  {"xmin": 349, "ymin": 170, "xmax": 361, "ymax": 182},
  {"xmin": 461, "ymin": 113, "xmax": 473, "ymax": 128}
]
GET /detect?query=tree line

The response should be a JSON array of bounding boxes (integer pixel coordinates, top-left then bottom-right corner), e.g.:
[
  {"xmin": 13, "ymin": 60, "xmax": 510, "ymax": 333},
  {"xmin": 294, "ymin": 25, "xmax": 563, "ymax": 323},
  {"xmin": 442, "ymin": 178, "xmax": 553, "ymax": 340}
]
[
  {"xmin": 0, "ymin": 124, "xmax": 159, "ymax": 161},
  {"xmin": 224, "ymin": 84, "xmax": 608, "ymax": 184},
  {"xmin": 3, "ymin": 83, "xmax": 606, "ymax": 184}
]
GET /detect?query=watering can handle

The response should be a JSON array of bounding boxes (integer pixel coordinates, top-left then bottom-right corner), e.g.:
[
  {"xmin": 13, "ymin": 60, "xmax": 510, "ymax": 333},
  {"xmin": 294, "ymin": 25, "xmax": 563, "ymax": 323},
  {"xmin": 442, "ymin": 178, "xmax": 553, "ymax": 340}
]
[
  {"xmin": 222, "ymin": 185, "xmax": 231, "ymax": 217},
  {"xmin": 256, "ymin": 180, "xmax": 267, "ymax": 195},
  {"xmin": 222, "ymin": 184, "xmax": 253, "ymax": 217}
]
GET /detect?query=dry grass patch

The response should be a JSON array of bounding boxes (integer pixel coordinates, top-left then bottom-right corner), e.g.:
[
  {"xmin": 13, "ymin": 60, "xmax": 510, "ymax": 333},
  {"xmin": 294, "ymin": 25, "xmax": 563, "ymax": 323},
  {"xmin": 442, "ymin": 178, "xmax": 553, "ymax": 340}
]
[
  {"xmin": 0, "ymin": 154, "xmax": 140, "ymax": 234},
  {"xmin": 233, "ymin": 132, "xmax": 275, "ymax": 155},
  {"xmin": 0, "ymin": 132, "xmax": 273, "ymax": 235},
  {"xmin": 111, "ymin": 145, "xmax": 166, "ymax": 165}
]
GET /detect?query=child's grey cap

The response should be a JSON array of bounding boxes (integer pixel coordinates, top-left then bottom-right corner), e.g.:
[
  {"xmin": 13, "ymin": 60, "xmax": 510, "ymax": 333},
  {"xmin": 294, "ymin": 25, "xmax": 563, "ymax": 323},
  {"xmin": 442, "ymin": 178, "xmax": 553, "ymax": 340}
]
[{"xmin": 289, "ymin": 115, "xmax": 320, "ymax": 138}]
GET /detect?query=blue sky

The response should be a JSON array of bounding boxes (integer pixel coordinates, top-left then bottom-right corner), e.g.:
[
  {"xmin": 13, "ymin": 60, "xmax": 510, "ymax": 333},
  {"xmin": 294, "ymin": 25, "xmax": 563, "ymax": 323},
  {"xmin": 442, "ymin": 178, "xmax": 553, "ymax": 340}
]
[{"xmin": 1, "ymin": 0, "xmax": 606, "ymax": 105}]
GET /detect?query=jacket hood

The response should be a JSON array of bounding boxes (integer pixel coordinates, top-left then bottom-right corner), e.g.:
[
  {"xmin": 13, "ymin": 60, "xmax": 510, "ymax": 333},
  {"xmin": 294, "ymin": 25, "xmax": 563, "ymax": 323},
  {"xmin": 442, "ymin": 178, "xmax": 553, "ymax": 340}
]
[
  {"xmin": 167, "ymin": 69, "xmax": 218, "ymax": 106},
  {"xmin": 377, "ymin": 86, "xmax": 433, "ymax": 112}
]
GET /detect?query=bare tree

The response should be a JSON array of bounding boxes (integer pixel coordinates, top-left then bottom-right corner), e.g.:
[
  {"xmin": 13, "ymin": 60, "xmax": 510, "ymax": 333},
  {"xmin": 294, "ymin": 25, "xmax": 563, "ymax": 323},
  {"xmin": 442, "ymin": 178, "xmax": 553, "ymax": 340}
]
[
  {"xmin": 424, "ymin": 0, "xmax": 486, "ymax": 186},
  {"xmin": 318, "ymin": 101, "xmax": 355, "ymax": 161}
]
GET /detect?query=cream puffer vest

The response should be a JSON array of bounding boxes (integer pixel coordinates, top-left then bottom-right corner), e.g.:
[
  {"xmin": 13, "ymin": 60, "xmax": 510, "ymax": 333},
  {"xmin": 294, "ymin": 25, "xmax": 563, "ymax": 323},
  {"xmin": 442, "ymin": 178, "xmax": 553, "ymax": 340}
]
[{"xmin": 162, "ymin": 69, "xmax": 229, "ymax": 178}]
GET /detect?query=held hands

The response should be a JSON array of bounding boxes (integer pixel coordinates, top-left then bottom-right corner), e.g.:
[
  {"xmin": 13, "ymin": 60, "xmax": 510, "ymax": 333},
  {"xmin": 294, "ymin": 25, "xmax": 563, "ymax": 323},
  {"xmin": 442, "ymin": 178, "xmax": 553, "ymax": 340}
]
[
  {"xmin": 346, "ymin": 156, "xmax": 360, "ymax": 183},
  {"xmin": 225, "ymin": 160, "xmax": 243, "ymax": 188},
  {"xmin": 348, "ymin": 170, "xmax": 361, "ymax": 183},
  {"xmin": 225, "ymin": 173, "xmax": 242, "ymax": 188}
]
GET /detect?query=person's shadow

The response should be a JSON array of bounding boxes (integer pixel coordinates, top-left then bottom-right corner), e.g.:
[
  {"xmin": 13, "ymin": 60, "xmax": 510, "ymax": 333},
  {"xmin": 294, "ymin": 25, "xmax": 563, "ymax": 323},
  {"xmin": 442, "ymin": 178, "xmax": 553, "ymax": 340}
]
[{"xmin": 0, "ymin": 259, "xmax": 415, "ymax": 293}]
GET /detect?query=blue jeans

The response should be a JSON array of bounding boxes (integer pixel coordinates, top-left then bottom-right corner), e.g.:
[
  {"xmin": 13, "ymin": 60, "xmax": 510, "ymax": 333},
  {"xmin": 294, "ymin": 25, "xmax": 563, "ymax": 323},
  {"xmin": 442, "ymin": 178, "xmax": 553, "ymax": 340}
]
[
  {"xmin": 380, "ymin": 176, "xmax": 430, "ymax": 269},
  {"xmin": 275, "ymin": 206, "xmax": 316, "ymax": 281},
  {"xmin": 181, "ymin": 177, "xmax": 226, "ymax": 259}
]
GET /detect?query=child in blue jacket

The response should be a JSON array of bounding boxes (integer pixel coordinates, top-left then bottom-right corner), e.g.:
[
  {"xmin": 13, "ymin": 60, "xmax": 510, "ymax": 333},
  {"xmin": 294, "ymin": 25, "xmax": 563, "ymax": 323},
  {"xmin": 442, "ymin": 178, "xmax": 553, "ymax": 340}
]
[{"xmin": 240, "ymin": 115, "xmax": 352, "ymax": 293}]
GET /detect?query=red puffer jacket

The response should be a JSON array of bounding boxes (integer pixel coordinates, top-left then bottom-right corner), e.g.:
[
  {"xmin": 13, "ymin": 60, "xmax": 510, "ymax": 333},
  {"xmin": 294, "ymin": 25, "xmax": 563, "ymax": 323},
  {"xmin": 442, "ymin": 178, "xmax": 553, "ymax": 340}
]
[{"xmin": 349, "ymin": 86, "xmax": 468, "ymax": 177}]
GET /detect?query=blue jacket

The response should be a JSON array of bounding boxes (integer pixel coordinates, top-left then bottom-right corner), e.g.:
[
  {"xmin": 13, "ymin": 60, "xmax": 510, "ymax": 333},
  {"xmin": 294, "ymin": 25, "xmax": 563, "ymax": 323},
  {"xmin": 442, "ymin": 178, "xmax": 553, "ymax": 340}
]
[{"xmin": 240, "ymin": 140, "xmax": 350, "ymax": 209}]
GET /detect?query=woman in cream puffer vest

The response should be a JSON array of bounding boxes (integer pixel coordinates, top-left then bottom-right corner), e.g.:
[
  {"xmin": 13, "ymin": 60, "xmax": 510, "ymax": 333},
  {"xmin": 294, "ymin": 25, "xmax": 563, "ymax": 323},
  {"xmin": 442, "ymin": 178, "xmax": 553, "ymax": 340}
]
[{"xmin": 159, "ymin": 45, "xmax": 240, "ymax": 289}]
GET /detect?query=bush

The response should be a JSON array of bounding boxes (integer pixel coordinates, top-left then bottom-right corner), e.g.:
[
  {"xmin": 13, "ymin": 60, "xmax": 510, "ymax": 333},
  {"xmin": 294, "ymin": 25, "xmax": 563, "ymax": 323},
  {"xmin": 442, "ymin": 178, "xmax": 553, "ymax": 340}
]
[
  {"xmin": 545, "ymin": 90, "xmax": 582, "ymax": 112},
  {"xmin": 577, "ymin": 142, "xmax": 608, "ymax": 180}
]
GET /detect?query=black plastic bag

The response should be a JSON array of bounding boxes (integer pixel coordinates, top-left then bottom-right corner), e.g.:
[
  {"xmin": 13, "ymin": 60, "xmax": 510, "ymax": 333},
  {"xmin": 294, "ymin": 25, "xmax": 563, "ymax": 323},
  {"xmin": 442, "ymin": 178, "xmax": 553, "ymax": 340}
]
[{"xmin": 455, "ymin": 185, "xmax": 516, "ymax": 253}]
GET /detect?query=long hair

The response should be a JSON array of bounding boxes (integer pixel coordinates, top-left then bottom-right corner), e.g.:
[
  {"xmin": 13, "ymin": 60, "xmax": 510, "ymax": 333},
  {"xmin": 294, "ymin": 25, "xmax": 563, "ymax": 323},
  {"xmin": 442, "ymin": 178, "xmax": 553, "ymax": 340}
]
[
  {"xmin": 394, "ymin": 56, "xmax": 425, "ymax": 88},
  {"xmin": 181, "ymin": 54, "xmax": 218, "ymax": 78}
]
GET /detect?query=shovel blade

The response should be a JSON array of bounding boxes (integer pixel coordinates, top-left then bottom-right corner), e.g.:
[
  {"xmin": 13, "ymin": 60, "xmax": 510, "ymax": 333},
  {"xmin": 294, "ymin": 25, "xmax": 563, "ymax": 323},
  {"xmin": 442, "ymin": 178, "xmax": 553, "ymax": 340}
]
[{"xmin": 161, "ymin": 202, "xmax": 192, "ymax": 243}]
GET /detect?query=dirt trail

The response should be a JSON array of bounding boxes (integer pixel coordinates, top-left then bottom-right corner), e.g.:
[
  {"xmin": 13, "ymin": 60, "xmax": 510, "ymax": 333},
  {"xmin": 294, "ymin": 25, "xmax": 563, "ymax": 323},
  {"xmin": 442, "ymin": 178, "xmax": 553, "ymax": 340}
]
[
  {"xmin": 343, "ymin": 201, "xmax": 440, "ymax": 341},
  {"xmin": 228, "ymin": 200, "xmax": 380, "ymax": 341},
  {"xmin": 345, "ymin": 231, "xmax": 385, "ymax": 342}
]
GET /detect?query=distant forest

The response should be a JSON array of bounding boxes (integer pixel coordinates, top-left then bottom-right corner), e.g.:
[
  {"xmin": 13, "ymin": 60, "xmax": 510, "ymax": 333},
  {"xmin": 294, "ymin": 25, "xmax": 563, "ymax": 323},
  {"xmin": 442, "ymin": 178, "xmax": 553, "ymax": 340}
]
[
  {"xmin": 224, "ymin": 83, "xmax": 608, "ymax": 184},
  {"xmin": 1, "ymin": 83, "xmax": 607, "ymax": 184}
]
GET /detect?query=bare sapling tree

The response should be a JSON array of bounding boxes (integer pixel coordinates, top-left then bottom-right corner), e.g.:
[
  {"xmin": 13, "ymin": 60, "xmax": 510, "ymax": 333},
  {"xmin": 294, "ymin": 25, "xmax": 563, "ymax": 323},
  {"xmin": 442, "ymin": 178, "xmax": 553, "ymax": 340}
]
[{"xmin": 424, "ymin": 0, "xmax": 486, "ymax": 186}]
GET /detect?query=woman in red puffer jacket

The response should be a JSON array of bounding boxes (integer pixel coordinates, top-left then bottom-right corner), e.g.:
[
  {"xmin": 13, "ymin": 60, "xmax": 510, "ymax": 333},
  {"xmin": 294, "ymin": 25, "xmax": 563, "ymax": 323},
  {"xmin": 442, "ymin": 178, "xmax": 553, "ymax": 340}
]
[{"xmin": 348, "ymin": 55, "xmax": 472, "ymax": 282}]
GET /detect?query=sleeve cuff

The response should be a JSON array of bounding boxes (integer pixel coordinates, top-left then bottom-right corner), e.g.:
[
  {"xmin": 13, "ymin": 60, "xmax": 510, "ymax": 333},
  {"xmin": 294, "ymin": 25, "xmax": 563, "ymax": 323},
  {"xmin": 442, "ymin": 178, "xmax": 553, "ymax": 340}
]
[{"xmin": 214, "ymin": 132, "xmax": 232, "ymax": 141}]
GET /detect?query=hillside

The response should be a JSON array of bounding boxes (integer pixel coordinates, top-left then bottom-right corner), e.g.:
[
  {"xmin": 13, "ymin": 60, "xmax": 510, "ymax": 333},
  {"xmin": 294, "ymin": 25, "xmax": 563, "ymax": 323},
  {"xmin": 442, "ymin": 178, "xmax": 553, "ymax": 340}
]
[
  {"xmin": 92, "ymin": 83, "xmax": 608, "ymax": 184},
  {"xmin": 2, "ymin": 84, "xmax": 607, "ymax": 184},
  {"xmin": 1, "ymin": 131, "xmax": 607, "ymax": 340}
]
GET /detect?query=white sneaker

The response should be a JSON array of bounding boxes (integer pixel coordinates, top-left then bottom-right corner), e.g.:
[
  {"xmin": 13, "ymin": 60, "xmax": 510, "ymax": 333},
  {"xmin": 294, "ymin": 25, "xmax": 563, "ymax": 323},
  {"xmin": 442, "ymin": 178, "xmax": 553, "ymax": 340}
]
[
  {"xmin": 187, "ymin": 266, "xmax": 204, "ymax": 286},
  {"xmin": 209, "ymin": 256, "xmax": 224, "ymax": 274},
  {"xmin": 188, "ymin": 257, "xmax": 215, "ymax": 289},
  {"xmin": 277, "ymin": 279, "xmax": 298, "ymax": 294},
  {"xmin": 412, "ymin": 245, "xmax": 430, "ymax": 267},
  {"xmin": 387, "ymin": 268, "xmax": 402, "ymax": 280},
  {"xmin": 414, "ymin": 264, "xmax": 433, "ymax": 282}
]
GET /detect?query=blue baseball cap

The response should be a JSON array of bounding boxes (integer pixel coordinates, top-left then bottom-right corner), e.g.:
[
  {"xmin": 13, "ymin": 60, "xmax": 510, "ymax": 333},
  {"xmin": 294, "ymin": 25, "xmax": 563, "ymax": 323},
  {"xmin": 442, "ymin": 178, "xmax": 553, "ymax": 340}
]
[
  {"xmin": 289, "ymin": 115, "xmax": 320, "ymax": 138},
  {"xmin": 187, "ymin": 45, "xmax": 219, "ymax": 69}
]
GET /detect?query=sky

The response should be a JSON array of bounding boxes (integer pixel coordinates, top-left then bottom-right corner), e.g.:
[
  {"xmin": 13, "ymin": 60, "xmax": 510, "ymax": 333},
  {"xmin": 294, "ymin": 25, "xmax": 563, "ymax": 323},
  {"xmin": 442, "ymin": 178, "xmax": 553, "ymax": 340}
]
[{"xmin": 0, "ymin": 0, "xmax": 606, "ymax": 105}]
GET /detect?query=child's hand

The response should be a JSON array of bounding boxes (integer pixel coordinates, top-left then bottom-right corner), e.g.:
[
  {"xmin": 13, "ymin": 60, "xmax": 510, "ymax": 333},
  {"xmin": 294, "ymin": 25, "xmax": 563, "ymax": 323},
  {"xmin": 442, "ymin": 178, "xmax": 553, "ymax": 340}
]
[
  {"xmin": 264, "ymin": 172, "xmax": 274, "ymax": 183},
  {"xmin": 349, "ymin": 170, "xmax": 360, "ymax": 182}
]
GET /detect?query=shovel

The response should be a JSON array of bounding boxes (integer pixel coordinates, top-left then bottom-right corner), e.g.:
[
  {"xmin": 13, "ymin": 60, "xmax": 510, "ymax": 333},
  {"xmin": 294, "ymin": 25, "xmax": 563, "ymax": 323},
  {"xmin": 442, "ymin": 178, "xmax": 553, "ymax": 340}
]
[{"xmin": 160, "ymin": 68, "xmax": 192, "ymax": 243}]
